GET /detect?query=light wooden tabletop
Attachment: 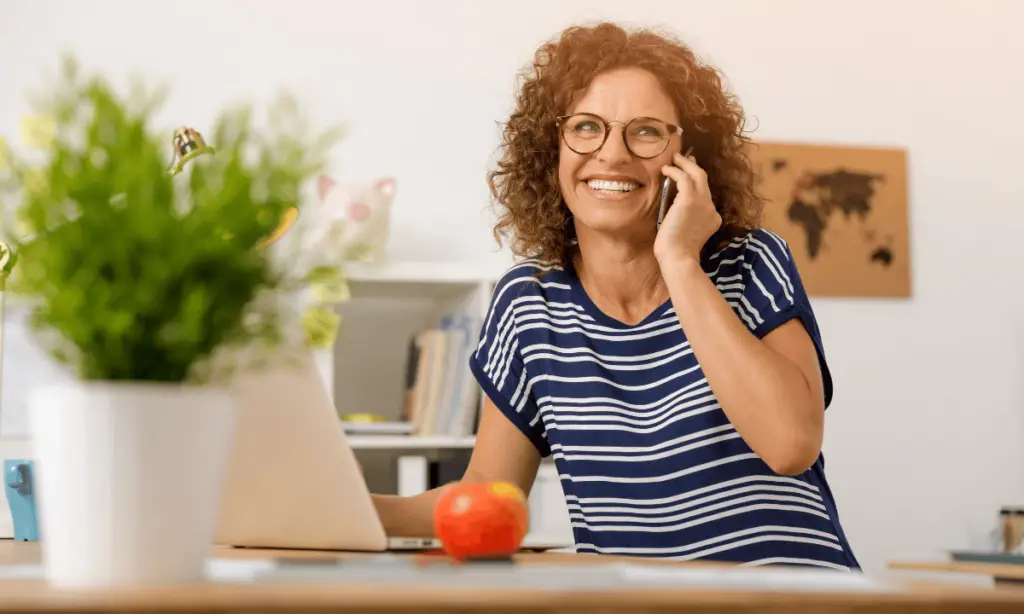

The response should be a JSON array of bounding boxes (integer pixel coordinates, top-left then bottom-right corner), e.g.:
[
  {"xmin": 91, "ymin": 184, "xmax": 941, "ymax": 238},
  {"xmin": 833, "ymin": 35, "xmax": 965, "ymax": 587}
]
[
  {"xmin": 890, "ymin": 559, "xmax": 1024, "ymax": 582},
  {"xmin": 2, "ymin": 541, "xmax": 1024, "ymax": 613}
]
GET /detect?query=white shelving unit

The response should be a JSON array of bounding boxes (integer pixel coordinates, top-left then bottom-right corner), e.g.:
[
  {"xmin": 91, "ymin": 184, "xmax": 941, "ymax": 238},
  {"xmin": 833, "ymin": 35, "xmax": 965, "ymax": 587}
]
[
  {"xmin": 347, "ymin": 435, "xmax": 476, "ymax": 450},
  {"xmin": 321, "ymin": 259, "xmax": 573, "ymax": 549}
]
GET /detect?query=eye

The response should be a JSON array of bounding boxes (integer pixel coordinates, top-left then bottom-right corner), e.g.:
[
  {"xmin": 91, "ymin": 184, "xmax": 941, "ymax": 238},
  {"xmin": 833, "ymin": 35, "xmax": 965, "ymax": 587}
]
[
  {"xmin": 627, "ymin": 120, "xmax": 670, "ymax": 145},
  {"xmin": 572, "ymin": 120, "xmax": 602, "ymax": 135},
  {"xmin": 630, "ymin": 124, "xmax": 664, "ymax": 138}
]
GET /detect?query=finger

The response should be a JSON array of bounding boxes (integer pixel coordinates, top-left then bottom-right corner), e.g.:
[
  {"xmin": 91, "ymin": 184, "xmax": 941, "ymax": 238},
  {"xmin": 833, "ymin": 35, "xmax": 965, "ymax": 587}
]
[
  {"xmin": 673, "ymin": 151, "xmax": 706, "ymax": 176},
  {"xmin": 673, "ymin": 152, "xmax": 710, "ymax": 195},
  {"xmin": 660, "ymin": 164, "xmax": 695, "ymax": 198}
]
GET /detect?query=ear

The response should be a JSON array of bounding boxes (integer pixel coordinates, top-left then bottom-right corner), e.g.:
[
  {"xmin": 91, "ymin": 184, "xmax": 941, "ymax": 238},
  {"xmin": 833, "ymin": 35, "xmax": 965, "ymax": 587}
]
[
  {"xmin": 317, "ymin": 175, "xmax": 337, "ymax": 200},
  {"xmin": 374, "ymin": 177, "xmax": 396, "ymax": 200}
]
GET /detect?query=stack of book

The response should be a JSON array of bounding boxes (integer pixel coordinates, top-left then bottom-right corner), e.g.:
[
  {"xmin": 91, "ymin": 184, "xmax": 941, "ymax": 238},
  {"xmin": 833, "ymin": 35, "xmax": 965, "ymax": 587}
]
[{"xmin": 400, "ymin": 312, "xmax": 482, "ymax": 437}]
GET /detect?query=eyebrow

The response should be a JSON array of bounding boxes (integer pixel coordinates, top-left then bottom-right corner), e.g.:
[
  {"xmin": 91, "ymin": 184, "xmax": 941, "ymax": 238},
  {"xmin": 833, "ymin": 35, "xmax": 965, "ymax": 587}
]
[{"xmin": 573, "ymin": 111, "xmax": 676, "ymax": 124}]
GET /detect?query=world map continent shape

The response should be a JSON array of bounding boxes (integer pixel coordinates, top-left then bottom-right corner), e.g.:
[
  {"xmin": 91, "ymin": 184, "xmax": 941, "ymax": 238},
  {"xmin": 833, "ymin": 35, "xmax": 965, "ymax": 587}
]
[
  {"xmin": 786, "ymin": 168, "xmax": 884, "ymax": 260},
  {"xmin": 749, "ymin": 141, "xmax": 910, "ymax": 298}
]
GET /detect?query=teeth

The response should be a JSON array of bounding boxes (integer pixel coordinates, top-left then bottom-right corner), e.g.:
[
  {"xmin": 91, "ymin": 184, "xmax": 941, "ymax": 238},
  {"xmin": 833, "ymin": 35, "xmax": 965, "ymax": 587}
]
[{"xmin": 587, "ymin": 179, "xmax": 640, "ymax": 192}]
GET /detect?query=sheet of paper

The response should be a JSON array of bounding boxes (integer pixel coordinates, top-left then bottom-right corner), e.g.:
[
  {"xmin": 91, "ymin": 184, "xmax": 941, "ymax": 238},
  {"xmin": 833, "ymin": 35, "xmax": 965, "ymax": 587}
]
[
  {"xmin": 0, "ymin": 558, "xmax": 278, "ymax": 583},
  {"xmin": 256, "ymin": 558, "xmax": 897, "ymax": 593},
  {"xmin": 0, "ymin": 563, "xmax": 44, "ymax": 580},
  {"xmin": 0, "ymin": 556, "xmax": 897, "ymax": 594},
  {"xmin": 614, "ymin": 563, "xmax": 894, "ymax": 593},
  {"xmin": 205, "ymin": 558, "xmax": 278, "ymax": 582}
]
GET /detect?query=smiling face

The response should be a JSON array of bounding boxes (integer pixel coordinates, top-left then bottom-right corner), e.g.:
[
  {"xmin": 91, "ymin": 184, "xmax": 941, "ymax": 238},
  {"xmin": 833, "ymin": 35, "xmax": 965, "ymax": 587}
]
[{"xmin": 558, "ymin": 67, "xmax": 683, "ymax": 241}]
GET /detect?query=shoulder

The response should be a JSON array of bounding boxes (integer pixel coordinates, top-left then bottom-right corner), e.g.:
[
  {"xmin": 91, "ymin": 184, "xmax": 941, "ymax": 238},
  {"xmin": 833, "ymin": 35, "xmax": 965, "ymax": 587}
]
[
  {"xmin": 707, "ymin": 229, "xmax": 798, "ymax": 286},
  {"xmin": 475, "ymin": 259, "xmax": 572, "ymax": 367},
  {"xmin": 709, "ymin": 228, "xmax": 794, "ymax": 268},
  {"xmin": 706, "ymin": 228, "xmax": 810, "ymax": 321},
  {"xmin": 487, "ymin": 259, "xmax": 572, "ymax": 315}
]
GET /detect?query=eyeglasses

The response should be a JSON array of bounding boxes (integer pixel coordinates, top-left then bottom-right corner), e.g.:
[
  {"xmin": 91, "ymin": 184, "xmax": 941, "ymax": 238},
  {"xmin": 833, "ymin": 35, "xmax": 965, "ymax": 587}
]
[{"xmin": 556, "ymin": 113, "xmax": 683, "ymax": 159}]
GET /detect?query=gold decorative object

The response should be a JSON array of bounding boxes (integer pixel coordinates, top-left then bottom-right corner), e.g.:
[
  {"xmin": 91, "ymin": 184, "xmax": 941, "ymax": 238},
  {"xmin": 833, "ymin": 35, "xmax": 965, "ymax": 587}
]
[
  {"xmin": 169, "ymin": 126, "xmax": 298, "ymax": 248},
  {"xmin": 257, "ymin": 205, "xmax": 299, "ymax": 249},
  {"xmin": 166, "ymin": 125, "xmax": 338, "ymax": 349},
  {"xmin": 168, "ymin": 127, "xmax": 214, "ymax": 176}
]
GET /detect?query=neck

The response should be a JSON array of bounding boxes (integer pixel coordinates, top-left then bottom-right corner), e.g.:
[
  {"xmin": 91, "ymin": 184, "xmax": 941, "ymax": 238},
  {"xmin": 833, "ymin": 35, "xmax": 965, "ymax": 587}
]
[{"xmin": 572, "ymin": 227, "xmax": 667, "ymax": 325}]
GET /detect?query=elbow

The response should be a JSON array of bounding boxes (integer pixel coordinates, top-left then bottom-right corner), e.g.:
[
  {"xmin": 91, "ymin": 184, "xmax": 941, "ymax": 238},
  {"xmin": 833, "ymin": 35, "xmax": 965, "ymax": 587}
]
[
  {"xmin": 765, "ymin": 450, "xmax": 819, "ymax": 476},
  {"xmin": 762, "ymin": 431, "xmax": 822, "ymax": 476},
  {"xmin": 761, "ymin": 393, "xmax": 825, "ymax": 476}
]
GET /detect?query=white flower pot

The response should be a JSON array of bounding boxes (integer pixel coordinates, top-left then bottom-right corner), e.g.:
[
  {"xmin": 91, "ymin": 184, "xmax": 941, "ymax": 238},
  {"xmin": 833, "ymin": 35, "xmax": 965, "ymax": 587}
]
[{"xmin": 28, "ymin": 381, "xmax": 237, "ymax": 589}]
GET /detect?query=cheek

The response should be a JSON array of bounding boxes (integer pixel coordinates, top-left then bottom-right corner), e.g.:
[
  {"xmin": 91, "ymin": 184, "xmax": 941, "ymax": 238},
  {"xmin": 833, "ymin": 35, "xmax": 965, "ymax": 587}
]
[
  {"xmin": 650, "ymin": 151, "xmax": 675, "ymax": 175},
  {"xmin": 557, "ymin": 147, "xmax": 585, "ymax": 190}
]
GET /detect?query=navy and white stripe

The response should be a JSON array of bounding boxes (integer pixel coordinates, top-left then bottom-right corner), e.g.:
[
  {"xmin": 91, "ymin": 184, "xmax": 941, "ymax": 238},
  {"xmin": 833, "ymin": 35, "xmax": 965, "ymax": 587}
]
[{"xmin": 469, "ymin": 229, "xmax": 858, "ymax": 570}]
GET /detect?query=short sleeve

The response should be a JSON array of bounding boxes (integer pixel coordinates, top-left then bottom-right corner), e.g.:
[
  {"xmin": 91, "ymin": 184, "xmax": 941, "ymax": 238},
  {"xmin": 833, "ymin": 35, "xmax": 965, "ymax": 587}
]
[
  {"xmin": 728, "ymin": 230, "xmax": 834, "ymax": 408},
  {"xmin": 468, "ymin": 272, "xmax": 551, "ymax": 456}
]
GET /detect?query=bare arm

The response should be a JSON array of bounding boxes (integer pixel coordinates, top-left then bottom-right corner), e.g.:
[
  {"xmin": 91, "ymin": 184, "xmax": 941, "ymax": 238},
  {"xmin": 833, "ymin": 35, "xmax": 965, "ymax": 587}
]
[
  {"xmin": 655, "ymin": 153, "xmax": 825, "ymax": 476},
  {"xmin": 658, "ymin": 256, "xmax": 825, "ymax": 476},
  {"xmin": 371, "ymin": 395, "xmax": 542, "ymax": 537}
]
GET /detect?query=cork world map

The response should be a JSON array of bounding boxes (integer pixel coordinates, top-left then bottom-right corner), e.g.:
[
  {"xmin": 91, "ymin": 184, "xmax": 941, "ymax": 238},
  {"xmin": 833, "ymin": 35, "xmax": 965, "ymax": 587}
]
[{"xmin": 749, "ymin": 142, "xmax": 911, "ymax": 298}]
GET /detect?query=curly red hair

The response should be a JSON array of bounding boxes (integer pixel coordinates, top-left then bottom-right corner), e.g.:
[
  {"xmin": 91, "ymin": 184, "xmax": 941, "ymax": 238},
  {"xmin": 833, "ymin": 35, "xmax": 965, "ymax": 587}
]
[{"xmin": 487, "ymin": 22, "xmax": 763, "ymax": 266}]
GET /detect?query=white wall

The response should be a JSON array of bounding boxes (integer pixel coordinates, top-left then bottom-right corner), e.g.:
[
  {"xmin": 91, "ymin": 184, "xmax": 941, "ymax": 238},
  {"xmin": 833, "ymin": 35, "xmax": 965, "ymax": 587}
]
[{"xmin": 2, "ymin": 0, "xmax": 1023, "ymax": 572}]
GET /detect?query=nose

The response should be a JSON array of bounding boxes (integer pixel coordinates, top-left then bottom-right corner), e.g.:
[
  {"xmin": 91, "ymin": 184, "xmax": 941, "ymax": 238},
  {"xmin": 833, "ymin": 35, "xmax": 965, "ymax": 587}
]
[{"xmin": 595, "ymin": 125, "xmax": 632, "ymax": 165}]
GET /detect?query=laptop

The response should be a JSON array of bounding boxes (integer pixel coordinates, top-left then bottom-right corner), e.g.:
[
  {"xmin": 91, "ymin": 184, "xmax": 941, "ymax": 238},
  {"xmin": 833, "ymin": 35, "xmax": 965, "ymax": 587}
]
[
  {"xmin": 215, "ymin": 349, "xmax": 568, "ymax": 553},
  {"xmin": 215, "ymin": 350, "xmax": 438, "ymax": 552}
]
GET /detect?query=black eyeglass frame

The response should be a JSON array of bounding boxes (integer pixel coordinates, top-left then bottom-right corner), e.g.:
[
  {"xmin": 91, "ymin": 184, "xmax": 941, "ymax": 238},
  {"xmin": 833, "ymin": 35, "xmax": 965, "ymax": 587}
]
[{"xmin": 555, "ymin": 113, "xmax": 684, "ymax": 159}]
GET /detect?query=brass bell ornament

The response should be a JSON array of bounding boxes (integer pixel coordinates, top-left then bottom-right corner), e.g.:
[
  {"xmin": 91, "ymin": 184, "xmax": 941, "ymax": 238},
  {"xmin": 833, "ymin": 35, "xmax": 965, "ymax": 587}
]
[
  {"xmin": 167, "ymin": 126, "xmax": 297, "ymax": 247},
  {"xmin": 168, "ymin": 126, "xmax": 214, "ymax": 176}
]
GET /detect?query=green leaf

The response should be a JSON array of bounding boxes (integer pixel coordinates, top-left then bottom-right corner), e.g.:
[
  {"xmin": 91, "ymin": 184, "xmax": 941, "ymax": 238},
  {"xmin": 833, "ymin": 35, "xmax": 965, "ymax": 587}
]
[
  {"xmin": 302, "ymin": 306, "xmax": 341, "ymax": 349},
  {"xmin": 0, "ymin": 55, "xmax": 343, "ymax": 383}
]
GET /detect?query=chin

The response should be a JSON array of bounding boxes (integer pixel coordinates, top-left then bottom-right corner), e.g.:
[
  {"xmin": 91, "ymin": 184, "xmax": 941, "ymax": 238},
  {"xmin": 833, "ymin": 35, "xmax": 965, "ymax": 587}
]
[
  {"xmin": 570, "ymin": 188, "xmax": 653, "ymax": 239},
  {"xmin": 572, "ymin": 209, "xmax": 651, "ymax": 240}
]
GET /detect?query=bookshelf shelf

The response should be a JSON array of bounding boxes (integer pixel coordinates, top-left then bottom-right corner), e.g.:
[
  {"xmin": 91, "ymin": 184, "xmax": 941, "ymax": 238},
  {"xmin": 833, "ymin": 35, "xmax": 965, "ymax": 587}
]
[
  {"xmin": 329, "ymin": 260, "xmax": 496, "ymax": 439},
  {"xmin": 345, "ymin": 260, "xmax": 499, "ymax": 285},
  {"xmin": 347, "ymin": 435, "xmax": 476, "ymax": 450},
  {"xmin": 324, "ymin": 257, "xmax": 573, "ymax": 550}
]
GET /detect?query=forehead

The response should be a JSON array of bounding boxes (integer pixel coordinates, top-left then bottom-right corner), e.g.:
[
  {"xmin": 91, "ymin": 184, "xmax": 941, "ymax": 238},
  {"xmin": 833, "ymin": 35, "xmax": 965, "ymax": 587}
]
[{"xmin": 567, "ymin": 67, "xmax": 677, "ymax": 123}]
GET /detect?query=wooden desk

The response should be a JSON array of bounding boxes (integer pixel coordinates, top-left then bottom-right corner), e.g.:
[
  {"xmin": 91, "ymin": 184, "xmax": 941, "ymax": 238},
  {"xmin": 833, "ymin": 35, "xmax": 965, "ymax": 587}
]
[
  {"xmin": 3, "ymin": 541, "xmax": 1024, "ymax": 613},
  {"xmin": 890, "ymin": 559, "xmax": 1024, "ymax": 585}
]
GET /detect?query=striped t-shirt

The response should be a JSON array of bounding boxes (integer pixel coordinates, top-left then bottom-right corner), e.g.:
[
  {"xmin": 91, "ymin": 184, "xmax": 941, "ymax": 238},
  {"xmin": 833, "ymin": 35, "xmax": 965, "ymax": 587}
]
[{"xmin": 469, "ymin": 228, "xmax": 859, "ymax": 570}]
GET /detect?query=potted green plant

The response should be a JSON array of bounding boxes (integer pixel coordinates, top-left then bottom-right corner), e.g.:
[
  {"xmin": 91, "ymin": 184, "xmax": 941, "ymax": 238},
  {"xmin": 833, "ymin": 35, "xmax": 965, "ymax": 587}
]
[{"xmin": 0, "ymin": 58, "xmax": 340, "ymax": 588}]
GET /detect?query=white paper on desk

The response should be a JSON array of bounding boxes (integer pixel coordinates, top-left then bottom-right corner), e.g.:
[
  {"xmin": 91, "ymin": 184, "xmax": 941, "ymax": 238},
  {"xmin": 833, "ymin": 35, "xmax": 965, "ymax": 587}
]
[
  {"xmin": 204, "ymin": 558, "xmax": 278, "ymax": 582},
  {"xmin": 233, "ymin": 558, "xmax": 896, "ymax": 594},
  {"xmin": 0, "ymin": 558, "xmax": 894, "ymax": 593},
  {"xmin": 0, "ymin": 564, "xmax": 45, "ymax": 580},
  {"xmin": 0, "ymin": 559, "xmax": 278, "ymax": 583},
  {"xmin": 614, "ymin": 563, "xmax": 895, "ymax": 593}
]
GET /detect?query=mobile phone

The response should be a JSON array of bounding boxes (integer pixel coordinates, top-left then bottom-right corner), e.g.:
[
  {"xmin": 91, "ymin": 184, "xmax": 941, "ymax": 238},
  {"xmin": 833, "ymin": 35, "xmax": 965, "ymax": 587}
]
[{"xmin": 656, "ymin": 145, "xmax": 694, "ymax": 229}]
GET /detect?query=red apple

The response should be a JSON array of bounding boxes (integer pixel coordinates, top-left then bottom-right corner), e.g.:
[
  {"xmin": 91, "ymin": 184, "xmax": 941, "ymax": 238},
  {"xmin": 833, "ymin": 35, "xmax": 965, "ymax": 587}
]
[{"xmin": 433, "ymin": 481, "xmax": 529, "ymax": 560}]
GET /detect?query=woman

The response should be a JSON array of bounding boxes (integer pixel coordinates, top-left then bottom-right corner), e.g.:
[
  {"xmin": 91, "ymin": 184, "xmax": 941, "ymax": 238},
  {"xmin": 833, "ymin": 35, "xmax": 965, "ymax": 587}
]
[{"xmin": 373, "ymin": 21, "xmax": 859, "ymax": 570}]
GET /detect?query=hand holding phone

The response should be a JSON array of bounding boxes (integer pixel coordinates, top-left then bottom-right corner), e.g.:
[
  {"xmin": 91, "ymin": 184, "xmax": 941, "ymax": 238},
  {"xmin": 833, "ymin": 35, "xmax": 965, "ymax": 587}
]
[
  {"xmin": 654, "ymin": 146, "xmax": 723, "ymax": 263},
  {"xmin": 656, "ymin": 146, "xmax": 694, "ymax": 229}
]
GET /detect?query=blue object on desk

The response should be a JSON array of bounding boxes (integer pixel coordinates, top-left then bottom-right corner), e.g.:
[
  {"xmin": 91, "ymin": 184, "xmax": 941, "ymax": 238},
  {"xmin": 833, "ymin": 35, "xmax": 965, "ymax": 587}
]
[{"xmin": 4, "ymin": 459, "xmax": 39, "ymax": 541}]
